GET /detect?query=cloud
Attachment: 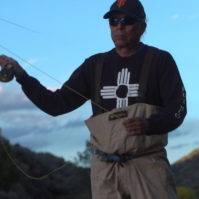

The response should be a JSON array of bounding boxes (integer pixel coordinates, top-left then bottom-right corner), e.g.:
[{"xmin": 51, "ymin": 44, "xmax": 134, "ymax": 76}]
[
  {"xmin": 2, "ymin": 111, "xmax": 54, "ymax": 127},
  {"xmin": 170, "ymin": 13, "xmax": 199, "ymax": 21},
  {"xmin": 0, "ymin": 88, "xmax": 35, "ymax": 112},
  {"xmin": 63, "ymin": 119, "xmax": 85, "ymax": 129},
  {"xmin": 189, "ymin": 13, "xmax": 199, "ymax": 20},
  {"xmin": 168, "ymin": 121, "xmax": 199, "ymax": 148},
  {"xmin": 171, "ymin": 14, "xmax": 180, "ymax": 20},
  {"xmin": 0, "ymin": 111, "xmax": 90, "ymax": 160},
  {"xmin": 1, "ymin": 107, "xmax": 86, "ymax": 143},
  {"xmin": 1, "ymin": 126, "xmax": 52, "ymax": 150},
  {"xmin": 19, "ymin": 138, "xmax": 51, "ymax": 150},
  {"xmin": 167, "ymin": 118, "xmax": 199, "ymax": 159},
  {"xmin": 2, "ymin": 114, "xmax": 57, "ymax": 137},
  {"xmin": 22, "ymin": 59, "xmax": 38, "ymax": 68},
  {"xmin": 0, "ymin": 85, "xmax": 3, "ymax": 93},
  {"xmin": 47, "ymin": 87, "xmax": 58, "ymax": 91},
  {"xmin": 169, "ymin": 143, "xmax": 192, "ymax": 150},
  {"xmin": 169, "ymin": 118, "xmax": 199, "ymax": 137},
  {"xmin": 0, "ymin": 84, "xmax": 59, "ymax": 112}
]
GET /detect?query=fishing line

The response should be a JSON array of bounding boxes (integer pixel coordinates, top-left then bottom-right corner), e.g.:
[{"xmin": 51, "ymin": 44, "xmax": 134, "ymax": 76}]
[
  {"xmin": 0, "ymin": 16, "xmax": 120, "ymax": 180},
  {"xmin": 0, "ymin": 44, "xmax": 109, "ymax": 113},
  {"xmin": 0, "ymin": 129, "xmax": 70, "ymax": 180},
  {"xmin": 0, "ymin": 17, "xmax": 39, "ymax": 33},
  {"xmin": 0, "ymin": 44, "xmax": 111, "ymax": 180}
]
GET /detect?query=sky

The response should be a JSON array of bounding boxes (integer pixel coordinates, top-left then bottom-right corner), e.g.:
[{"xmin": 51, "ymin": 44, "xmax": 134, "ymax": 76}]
[{"xmin": 0, "ymin": 0, "xmax": 199, "ymax": 166}]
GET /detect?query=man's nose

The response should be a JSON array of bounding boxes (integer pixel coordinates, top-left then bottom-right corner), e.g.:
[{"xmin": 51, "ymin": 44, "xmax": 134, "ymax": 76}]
[{"xmin": 116, "ymin": 21, "xmax": 125, "ymax": 29}]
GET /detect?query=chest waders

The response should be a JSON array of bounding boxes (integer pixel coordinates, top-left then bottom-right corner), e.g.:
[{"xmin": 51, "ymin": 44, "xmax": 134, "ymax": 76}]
[{"xmin": 85, "ymin": 47, "xmax": 178, "ymax": 199}]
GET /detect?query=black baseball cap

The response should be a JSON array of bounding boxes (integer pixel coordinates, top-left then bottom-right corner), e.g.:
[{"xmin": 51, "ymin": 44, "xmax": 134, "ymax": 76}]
[{"xmin": 103, "ymin": 0, "xmax": 146, "ymax": 21}]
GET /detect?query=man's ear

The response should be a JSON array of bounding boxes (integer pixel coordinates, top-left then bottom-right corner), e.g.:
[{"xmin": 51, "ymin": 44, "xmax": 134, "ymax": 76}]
[{"xmin": 141, "ymin": 22, "xmax": 147, "ymax": 35}]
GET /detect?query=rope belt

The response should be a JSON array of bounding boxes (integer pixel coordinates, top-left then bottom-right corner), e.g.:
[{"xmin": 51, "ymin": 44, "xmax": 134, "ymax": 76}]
[
  {"xmin": 92, "ymin": 149, "xmax": 164, "ymax": 167},
  {"xmin": 93, "ymin": 149, "xmax": 145, "ymax": 167}
]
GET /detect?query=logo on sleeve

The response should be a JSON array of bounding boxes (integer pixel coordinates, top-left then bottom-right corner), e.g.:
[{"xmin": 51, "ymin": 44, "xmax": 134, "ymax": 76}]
[
  {"xmin": 100, "ymin": 68, "xmax": 139, "ymax": 108},
  {"xmin": 175, "ymin": 86, "xmax": 186, "ymax": 119}
]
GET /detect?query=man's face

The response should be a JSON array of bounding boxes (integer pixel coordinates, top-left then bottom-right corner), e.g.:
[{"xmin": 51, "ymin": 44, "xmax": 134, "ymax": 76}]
[{"xmin": 109, "ymin": 13, "xmax": 146, "ymax": 49}]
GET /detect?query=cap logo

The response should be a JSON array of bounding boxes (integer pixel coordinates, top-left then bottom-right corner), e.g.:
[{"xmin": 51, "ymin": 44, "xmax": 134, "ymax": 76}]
[{"xmin": 117, "ymin": 0, "xmax": 126, "ymax": 8}]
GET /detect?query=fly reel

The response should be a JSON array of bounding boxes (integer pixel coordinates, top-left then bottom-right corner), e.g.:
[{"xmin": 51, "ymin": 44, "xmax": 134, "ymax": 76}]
[{"xmin": 0, "ymin": 64, "xmax": 14, "ymax": 82}]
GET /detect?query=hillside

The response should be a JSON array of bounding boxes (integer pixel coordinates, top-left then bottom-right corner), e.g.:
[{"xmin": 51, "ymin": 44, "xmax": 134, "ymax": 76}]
[
  {"xmin": 0, "ymin": 135, "xmax": 199, "ymax": 199},
  {"xmin": 172, "ymin": 148, "xmax": 199, "ymax": 197},
  {"xmin": 0, "ymin": 137, "xmax": 91, "ymax": 199}
]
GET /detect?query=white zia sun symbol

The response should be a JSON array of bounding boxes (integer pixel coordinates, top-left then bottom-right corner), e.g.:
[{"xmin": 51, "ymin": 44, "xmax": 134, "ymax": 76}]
[{"xmin": 100, "ymin": 68, "xmax": 139, "ymax": 108}]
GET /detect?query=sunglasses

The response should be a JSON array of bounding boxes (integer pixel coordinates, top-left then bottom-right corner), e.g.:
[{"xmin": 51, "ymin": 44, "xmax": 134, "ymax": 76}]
[{"xmin": 109, "ymin": 17, "xmax": 139, "ymax": 26}]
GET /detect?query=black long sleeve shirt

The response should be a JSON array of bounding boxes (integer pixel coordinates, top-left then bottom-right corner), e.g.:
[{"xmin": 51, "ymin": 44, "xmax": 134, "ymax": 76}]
[{"xmin": 17, "ymin": 44, "xmax": 187, "ymax": 135}]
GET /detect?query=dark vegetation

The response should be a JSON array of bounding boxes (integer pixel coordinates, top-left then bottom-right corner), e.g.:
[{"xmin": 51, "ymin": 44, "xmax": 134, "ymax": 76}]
[
  {"xmin": 172, "ymin": 148, "xmax": 199, "ymax": 199},
  {"xmin": 0, "ymin": 137, "xmax": 198, "ymax": 199},
  {"xmin": 0, "ymin": 138, "xmax": 91, "ymax": 199}
]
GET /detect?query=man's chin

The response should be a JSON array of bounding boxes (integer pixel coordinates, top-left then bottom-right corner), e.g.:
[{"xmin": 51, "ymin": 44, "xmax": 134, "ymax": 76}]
[
  {"xmin": 115, "ymin": 44, "xmax": 128, "ymax": 50},
  {"xmin": 114, "ymin": 41, "xmax": 127, "ymax": 49}
]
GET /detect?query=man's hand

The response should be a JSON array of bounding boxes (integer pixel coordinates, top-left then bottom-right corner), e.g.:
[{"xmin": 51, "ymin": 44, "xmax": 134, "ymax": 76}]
[
  {"xmin": 0, "ymin": 55, "xmax": 25, "ymax": 77},
  {"xmin": 123, "ymin": 118, "xmax": 149, "ymax": 136}
]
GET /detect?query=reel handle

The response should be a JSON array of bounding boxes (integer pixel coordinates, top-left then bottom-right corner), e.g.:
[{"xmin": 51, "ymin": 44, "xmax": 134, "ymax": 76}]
[{"xmin": 0, "ymin": 64, "xmax": 14, "ymax": 82}]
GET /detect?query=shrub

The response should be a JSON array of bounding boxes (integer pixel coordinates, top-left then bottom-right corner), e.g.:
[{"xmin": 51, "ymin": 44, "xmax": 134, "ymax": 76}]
[{"xmin": 176, "ymin": 186, "xmax": 197, "ymax": 199}]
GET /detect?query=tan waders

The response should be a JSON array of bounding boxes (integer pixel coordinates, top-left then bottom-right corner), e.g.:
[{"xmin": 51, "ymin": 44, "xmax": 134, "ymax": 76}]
[
  {"xmin": 85, "ymin": 47, "xmax": 178, "ymax": 198},
  {"xmin": 85, "ymin": 103, "xmax": 178, "ymax": 199}
]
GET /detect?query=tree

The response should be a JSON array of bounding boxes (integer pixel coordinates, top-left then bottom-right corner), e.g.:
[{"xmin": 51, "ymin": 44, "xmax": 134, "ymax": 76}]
[
  {"xmin": 74, "ymin": 141, "xmax": 92, "ymax": 168},
  {"xmin": 0, "ymin": 137, "xmax": 17, "ymax": 191},
  {"xmin": 176, "ymin": 186, "xmax": 197, "ymax": 199}
]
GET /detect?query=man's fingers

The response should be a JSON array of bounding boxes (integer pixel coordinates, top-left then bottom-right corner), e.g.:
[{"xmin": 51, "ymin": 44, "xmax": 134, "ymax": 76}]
[
  {"xmin": 0, "ymin": 55, "xmax": 7, "ymax": 67},
  {"xmin": 0, "ymin": 55, "xmax": 14, "ymax": 68},
  {"xmin": 123, "ymin": 118, "xmax": 142, "ymax": 129},
  {"xmin": 125, "ymin": 124, "xmax": 140, "ymax": 131},
  {"xmin": 123, "ymin": 117, "xmax": 149, "ymax": 135},
  {"xmin": 0, "ymin": 55, "xmax": 24, "ymax": 78}
]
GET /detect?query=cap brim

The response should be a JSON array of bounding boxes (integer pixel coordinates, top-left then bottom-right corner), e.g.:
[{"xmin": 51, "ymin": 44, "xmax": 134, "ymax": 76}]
[
  {"xmin": 103, "ymin": 9, "xmax": 125, "ymax": 19},
  {"xmin": 103, "ymin": 11, "xmax": 112, "ymax": 19},
  {"xmin": 103, "ymin": 9, "xmax": 142, "ymax": 20}
]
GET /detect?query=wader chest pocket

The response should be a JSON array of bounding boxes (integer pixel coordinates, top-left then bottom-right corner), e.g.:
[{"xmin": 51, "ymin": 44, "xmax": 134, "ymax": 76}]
[{"xmin": 109, "ymin": 111, "xmax": 128, "ymax": 120}]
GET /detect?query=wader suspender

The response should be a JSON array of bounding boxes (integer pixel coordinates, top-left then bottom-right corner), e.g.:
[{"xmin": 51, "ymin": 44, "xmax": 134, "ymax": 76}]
[
  {"xmin": 94, "ymin": 53, "xmax": 107, "ymax": 115},
  {"xmin": 94, "ymin": 46, "xmax": 155, "ymax": 115},
  {"xmin": 137, "ymin": 46, "xmax": 155, "ymax": 102}
]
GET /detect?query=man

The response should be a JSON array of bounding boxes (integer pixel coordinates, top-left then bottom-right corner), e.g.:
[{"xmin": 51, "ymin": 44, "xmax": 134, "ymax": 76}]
[{"xmin": 0, "ymin": 0, "xmax": 186, "ymax": 198}]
